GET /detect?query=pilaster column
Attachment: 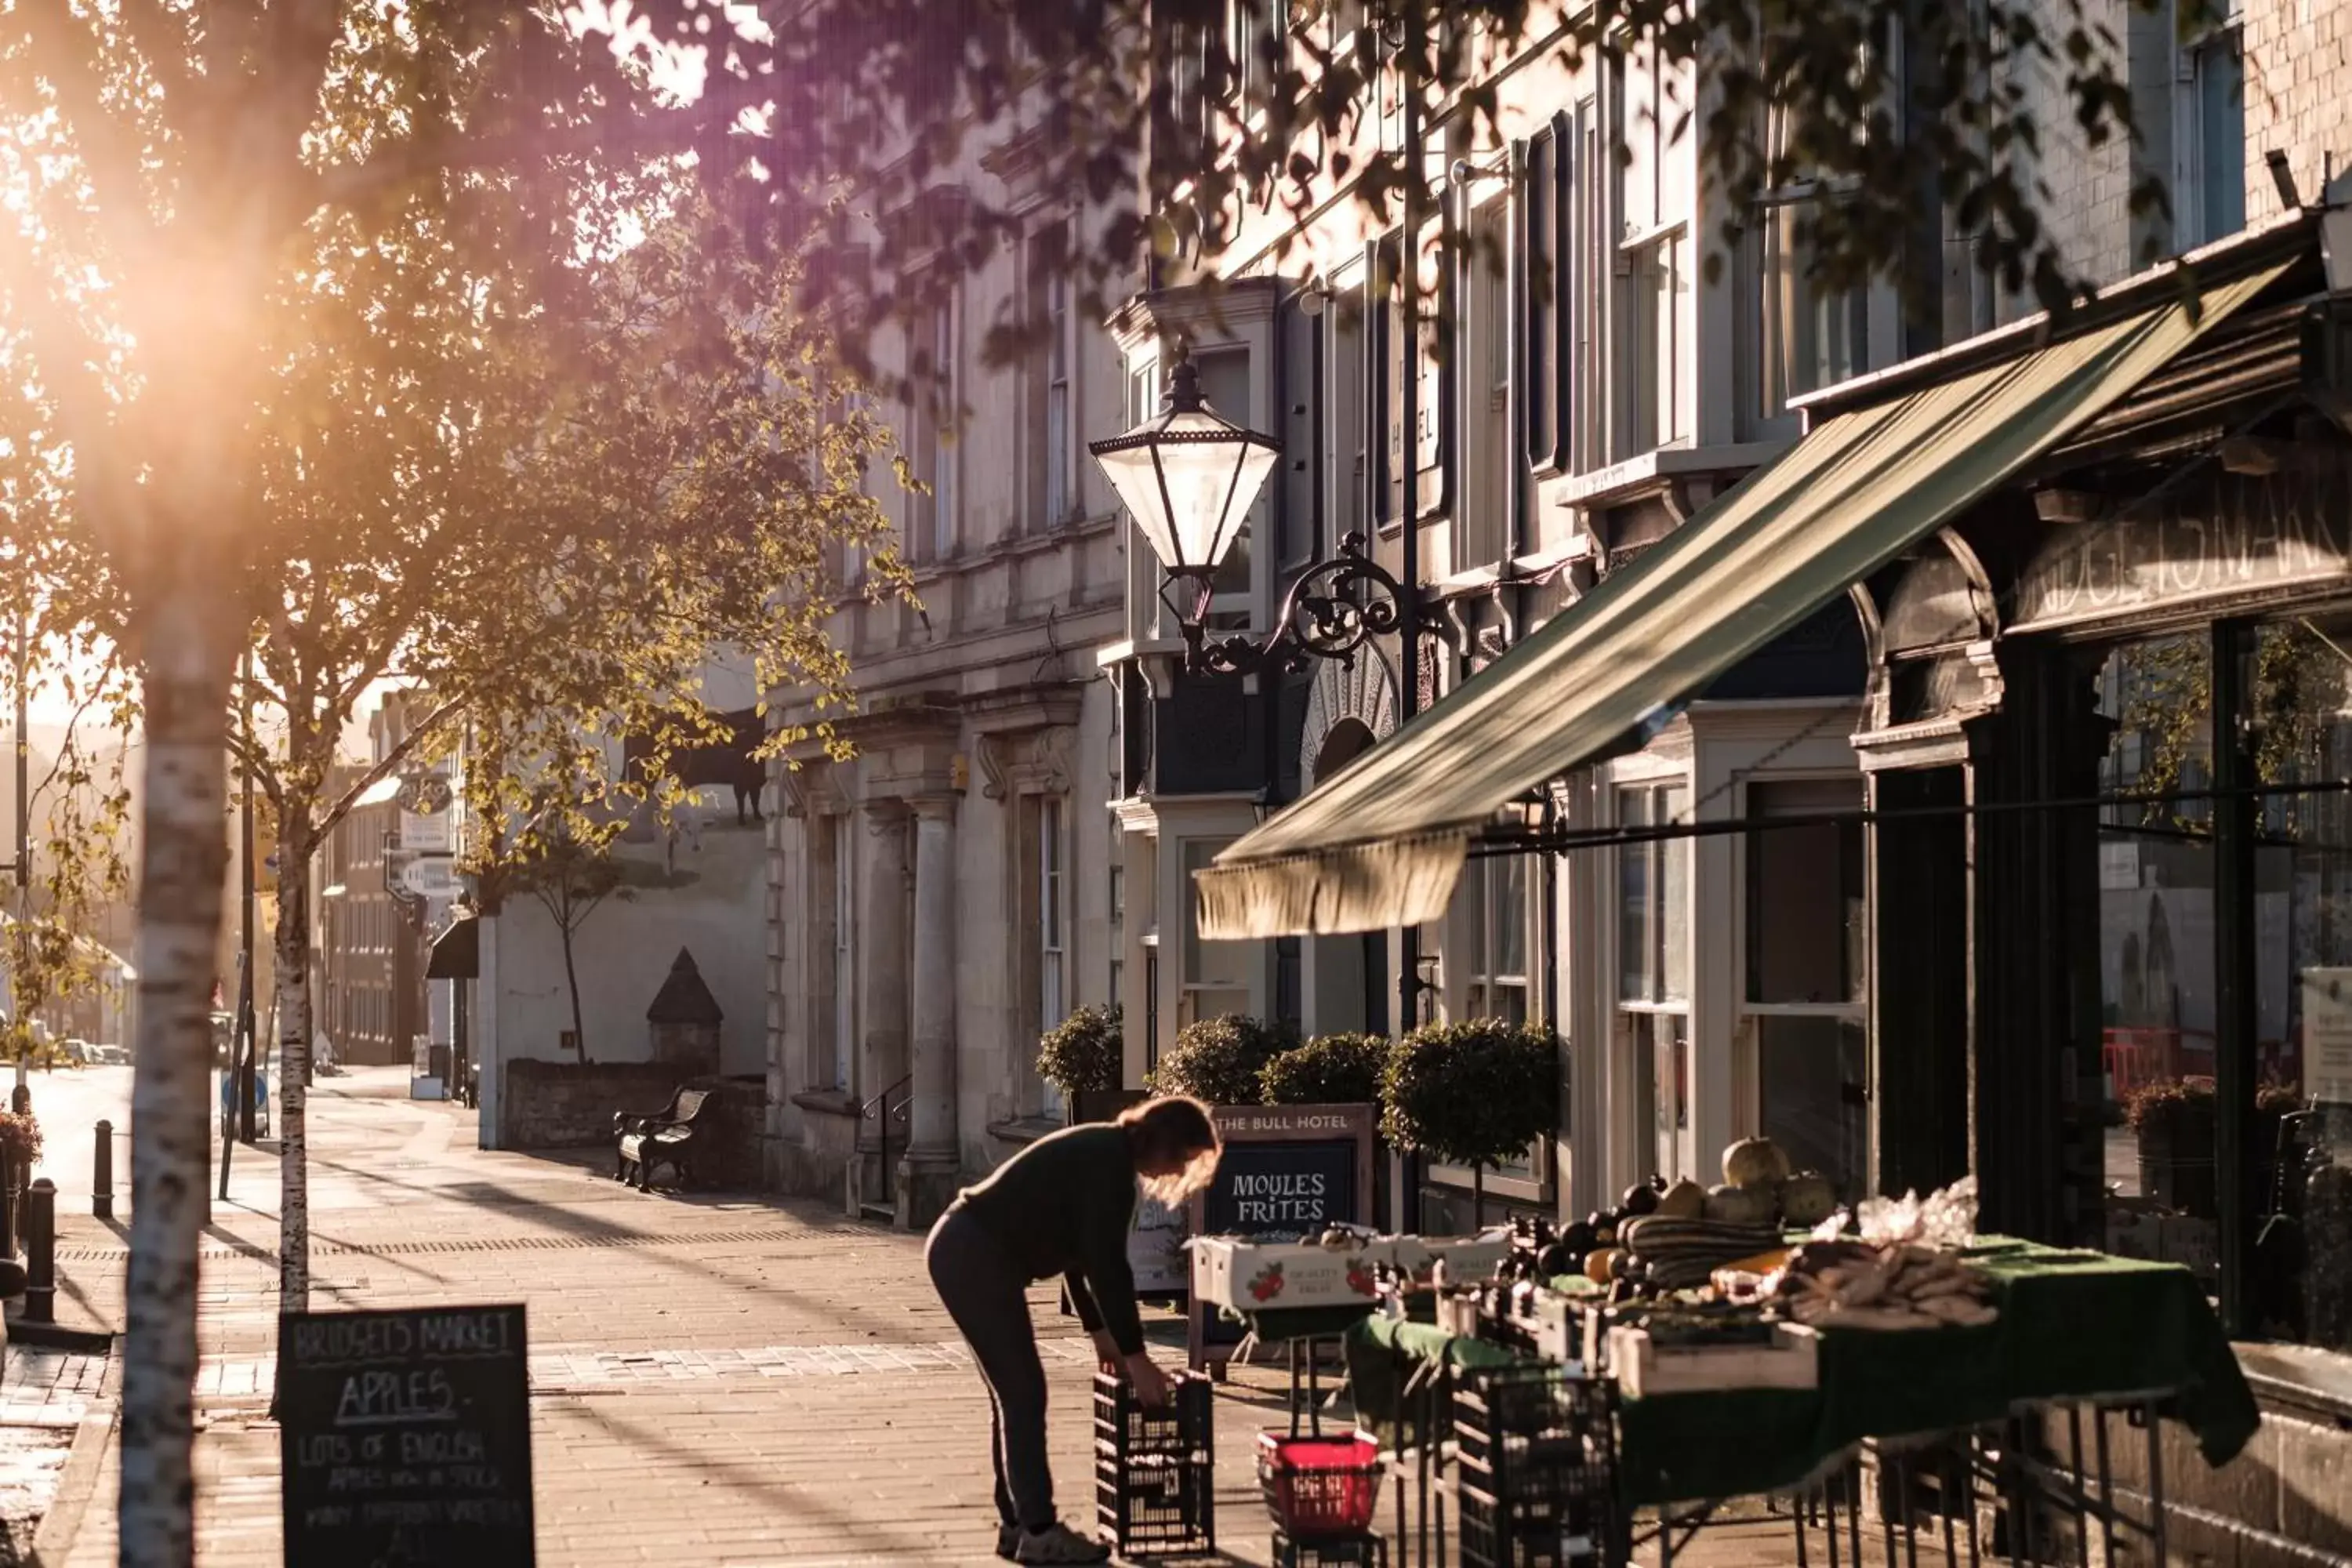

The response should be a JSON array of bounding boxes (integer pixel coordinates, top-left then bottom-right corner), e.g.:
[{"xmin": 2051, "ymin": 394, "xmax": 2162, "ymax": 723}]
[
  {"xmin": 900, "ymin": 795, "xmax": 960, "ymax": 1225},
  {"xmin": 858, "ymin": 800, "xmax": 909, "ymax": 1152}
]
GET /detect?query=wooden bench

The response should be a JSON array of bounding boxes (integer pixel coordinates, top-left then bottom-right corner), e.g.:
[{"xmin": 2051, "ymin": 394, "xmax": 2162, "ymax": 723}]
[{"xmin": 614, "ymin": 1087, "xmax": 713, "ymax": 1192}]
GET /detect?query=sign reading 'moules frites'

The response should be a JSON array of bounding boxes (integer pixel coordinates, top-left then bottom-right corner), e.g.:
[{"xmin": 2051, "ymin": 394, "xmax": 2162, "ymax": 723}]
[{"xmin": 278, "ymin": 1304, "xmax": 535, "ymax": 1566}]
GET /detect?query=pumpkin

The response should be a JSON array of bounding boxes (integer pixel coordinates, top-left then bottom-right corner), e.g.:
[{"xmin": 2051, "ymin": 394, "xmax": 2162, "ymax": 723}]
[
  {"xmin": 1722, "ymin": 1137, "xmax": 1793, "ymax": 1190},
  {"xmin": 1584, "ymin": 1247, "xmax": 1621, "ymax": 1285}
]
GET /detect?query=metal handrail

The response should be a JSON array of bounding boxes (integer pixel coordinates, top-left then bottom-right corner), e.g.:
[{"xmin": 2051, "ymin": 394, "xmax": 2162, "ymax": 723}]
[{"xmin": 861, "ymin": 1073, "xmax": 913, "ymax": 1210}]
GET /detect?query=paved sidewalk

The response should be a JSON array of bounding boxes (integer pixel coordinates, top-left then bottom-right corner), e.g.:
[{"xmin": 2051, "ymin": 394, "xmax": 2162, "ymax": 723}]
[{"xmin": 38, "ymin": 1071, "xmax": 1312, "ymax": 1566}]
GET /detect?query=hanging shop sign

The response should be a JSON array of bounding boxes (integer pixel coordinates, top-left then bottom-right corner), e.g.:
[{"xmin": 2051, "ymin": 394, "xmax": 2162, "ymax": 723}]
[
  {"xmin": 397, "ymin": 773, "xmax": 456, "ymax": 855},
  {"xmin": 397, "ymin": 855, "xmax": 460, "ymax": 900},
  {"xmin": 2010, "ymin": 460, "xmax": 2352, "ymax": 633},
  {"xmin": 278, "ymin": 1303, "xmax": 535, "ymax": 1566}
]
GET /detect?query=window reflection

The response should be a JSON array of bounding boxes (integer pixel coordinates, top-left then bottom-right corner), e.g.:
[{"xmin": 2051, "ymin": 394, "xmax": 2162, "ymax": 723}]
[
  {"xmin": 2092, "ymin": 621, "xmax": 2352, "ymax": 1350},
  {"xmin": 2248, "ymin": 617, "xmax": 2352, "ymax": 1350}
]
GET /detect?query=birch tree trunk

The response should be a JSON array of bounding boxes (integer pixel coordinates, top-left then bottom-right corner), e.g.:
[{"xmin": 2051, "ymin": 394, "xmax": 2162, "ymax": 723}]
[
  {"xmin": 120, "ymin": 594, "xmax": 234, "ymax": 1568},
  {"xmin": 272, "ymin": 820, "xmax": 314, "ymax": 1314}
]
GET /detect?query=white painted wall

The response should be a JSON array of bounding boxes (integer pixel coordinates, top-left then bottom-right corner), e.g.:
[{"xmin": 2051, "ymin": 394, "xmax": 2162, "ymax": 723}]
[{"xmin": 481, "ymin": 804, "xmax": 769, "ymax": 1125}]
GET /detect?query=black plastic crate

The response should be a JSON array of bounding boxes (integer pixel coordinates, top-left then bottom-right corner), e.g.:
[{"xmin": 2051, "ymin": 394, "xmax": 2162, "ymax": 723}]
[
  {"xmin": 1094, "ymin": 1370, "xmax": 1216, "ymax": 1558},
  {"xmin": 1451, "ymin": 1365, "xmax": 1621, "ymax": 1568},
  {"xmin": 1272, "ymin": 1527, "xmax": 1388, "ymax": 1566}
]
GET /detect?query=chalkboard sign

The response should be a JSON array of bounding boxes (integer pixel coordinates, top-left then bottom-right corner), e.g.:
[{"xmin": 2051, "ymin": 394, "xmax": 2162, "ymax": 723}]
[
  {"xmin": 278, "ymin": 1304, "xmax": 535, "ymax": 1566},
  {"xmin": 1186, "ymin": 1103, "xmax": 1376, "ymax": 1367}
]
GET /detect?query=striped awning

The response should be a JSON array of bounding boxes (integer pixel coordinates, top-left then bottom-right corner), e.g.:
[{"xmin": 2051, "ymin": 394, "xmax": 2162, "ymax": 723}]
[{"xmin": 1196, "ymin": 258, "xmax": 2292, "ymax": 939}]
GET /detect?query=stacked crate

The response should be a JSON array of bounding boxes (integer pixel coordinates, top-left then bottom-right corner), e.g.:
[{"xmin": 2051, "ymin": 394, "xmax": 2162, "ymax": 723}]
[
  {"xmin": 1452, "ymin": 1364, "xmax": 1621, "ymax": 1568},
  {"xmin": 1094, "ymin": 1370, "xmax": 1217, "ymax": 1558}
]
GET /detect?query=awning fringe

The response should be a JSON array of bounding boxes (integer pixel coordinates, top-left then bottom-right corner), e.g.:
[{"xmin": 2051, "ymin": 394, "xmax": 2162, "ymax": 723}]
[{"xmin": 1195, "ymin": 830, "xmax": 1472, "ymax": 939}]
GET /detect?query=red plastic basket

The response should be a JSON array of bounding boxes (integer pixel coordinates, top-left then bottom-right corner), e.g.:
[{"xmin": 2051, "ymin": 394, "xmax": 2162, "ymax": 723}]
[{"xmin": 1258, "ymin": 1432, "xmax": 1384, "ymax": 1541}]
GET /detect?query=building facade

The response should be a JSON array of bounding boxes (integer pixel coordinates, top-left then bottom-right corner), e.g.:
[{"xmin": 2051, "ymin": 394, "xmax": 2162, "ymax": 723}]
[
  {"xmin": 1098, "ymin": 0, "xmax": 2308, "ymax": 1225},
  {"xmin": 1148, "ymin": 2, "xmax": 2352, "ymax": 1559},
  {"xmin": 314, "ymin": 764, "xmax": 423, "ymax": 1069},
  {"xmin": 763, "ymin": 112, "xmax": 1132, "ymax": 1225}
]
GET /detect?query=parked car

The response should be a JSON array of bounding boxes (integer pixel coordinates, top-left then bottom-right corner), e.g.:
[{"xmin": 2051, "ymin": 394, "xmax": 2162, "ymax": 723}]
[
  {"xmin": 60, "ymin": 1039, "xmax": 89, "ymax": 1067},
  {"xmin": 89, "ymin": 1044, "xmax": 128, "ymax": 1065}
]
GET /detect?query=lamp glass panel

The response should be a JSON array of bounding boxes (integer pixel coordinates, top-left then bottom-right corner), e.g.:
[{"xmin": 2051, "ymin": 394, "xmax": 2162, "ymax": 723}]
[
  {"xmin": 1096, "ymin": 441, "xmax": 1186, "ymax": 570},
  {"xmin": 1096, "ymin": 412, "xmax": 1279, "ymax": 574}
]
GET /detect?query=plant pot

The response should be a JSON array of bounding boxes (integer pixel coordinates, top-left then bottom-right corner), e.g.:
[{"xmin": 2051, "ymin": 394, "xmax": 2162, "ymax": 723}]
[{"xmin": 2137, "ymin": 1115, "xmax": 2217, "ymax": 1218}]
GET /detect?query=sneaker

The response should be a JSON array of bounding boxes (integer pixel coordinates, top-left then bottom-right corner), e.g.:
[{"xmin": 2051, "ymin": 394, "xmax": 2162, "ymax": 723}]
[
  {"xmin": 996, "ymin": 1525, "xmax": 1019, "ymax": 1561},
  {"xmin": 1013, "ymin": 1523, "xmax": 1111, "ymax": 1564}
]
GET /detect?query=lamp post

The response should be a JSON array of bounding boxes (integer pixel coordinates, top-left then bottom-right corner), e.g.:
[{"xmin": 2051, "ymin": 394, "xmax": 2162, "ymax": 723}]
[
  {"xmin": 1095, "ymin": 12, "xmax": 1440, "ymax": 1231},
  {"xmin": 1089, "ymin": 347, "xmax": 1443, "ymax": 676}
]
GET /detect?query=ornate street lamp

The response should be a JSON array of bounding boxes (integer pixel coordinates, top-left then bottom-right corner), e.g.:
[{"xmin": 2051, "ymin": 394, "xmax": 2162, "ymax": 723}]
[{"xmin": 1091, "ymin": 346, "xmax": 1439, "ymax": 677}]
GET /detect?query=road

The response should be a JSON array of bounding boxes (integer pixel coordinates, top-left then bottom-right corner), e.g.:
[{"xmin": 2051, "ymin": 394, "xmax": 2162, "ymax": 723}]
[{"xmin": 9, "ymin": 1062, "xmax": 290, "ymax": 1223}]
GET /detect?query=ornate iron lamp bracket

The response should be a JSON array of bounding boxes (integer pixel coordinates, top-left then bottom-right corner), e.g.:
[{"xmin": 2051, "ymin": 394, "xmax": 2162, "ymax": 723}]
[{"xmin": 1171, "ymin": 532, "xmax": 1439, "ymax": 678}]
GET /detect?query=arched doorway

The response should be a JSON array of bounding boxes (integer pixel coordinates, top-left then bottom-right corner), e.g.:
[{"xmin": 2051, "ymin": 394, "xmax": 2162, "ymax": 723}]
[{"xmin": 1311, "ymin": 718, "xmax": 1378, "ymax": 786}]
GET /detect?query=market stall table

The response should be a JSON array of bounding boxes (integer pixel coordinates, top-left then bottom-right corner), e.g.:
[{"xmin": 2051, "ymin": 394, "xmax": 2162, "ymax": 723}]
[{"xmin": 1343, "ymin": 1239, "xmax": 2259, "ymax": 1564}]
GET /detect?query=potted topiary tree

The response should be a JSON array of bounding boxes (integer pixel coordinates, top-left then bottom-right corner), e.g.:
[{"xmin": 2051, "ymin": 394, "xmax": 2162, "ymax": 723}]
[
  {"xmin": 1381, "ymin": 1018, "xmax": 1560, "ymax": 1226},
  {"xmin": 1261, "ymin": 1033, "xmax": 1391, "ymax": 1106},
  {"xmin": 1036, "ymin": 1004, "xmax": 1127, "ymax": 1124},
  {"xmin": 1148, "ymin": 1014, "xmax": 1294, "ymax": 1105},
  {"xmin": 1265, "ymin": 1032, "xmax": 1396, "ymax": 1228},
  {"xmin": 2128, "ymin": 1078, "xmax": 2216, "ymax": 1218}
]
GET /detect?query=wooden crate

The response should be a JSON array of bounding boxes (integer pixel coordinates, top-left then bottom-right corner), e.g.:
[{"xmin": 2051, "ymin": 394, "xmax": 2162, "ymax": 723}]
[{"xmin": 1607, "ymin": 1321, "xmax": 1820, "ymax": 1398}]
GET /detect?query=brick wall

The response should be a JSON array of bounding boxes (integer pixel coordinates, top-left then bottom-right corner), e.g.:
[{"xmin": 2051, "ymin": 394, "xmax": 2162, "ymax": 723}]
[
  {"xmin": 1994, "ymin": 0, "xmax": 2153, "ymax": 327},
  {"xmin": 2243, "ymin": 0, "xmax": 2352, "ymax": 223},
  {"xmin": 502, "ymin": 1062, "xmax": 771, "ymax": 1188},
  {"xmin": 502, "ymin": 1059, "xmax": 695, "ymax": 1149},
  {"xmin": 2045, "ymin": 1387, "xmax": 2352, "ymax": 1564}
]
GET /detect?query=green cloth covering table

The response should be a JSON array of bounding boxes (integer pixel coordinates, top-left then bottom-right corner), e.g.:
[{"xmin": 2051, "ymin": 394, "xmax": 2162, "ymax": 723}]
[{"xmin": 1343, "ymin": 1239, "xmax": 2260, "ymax": 1507}]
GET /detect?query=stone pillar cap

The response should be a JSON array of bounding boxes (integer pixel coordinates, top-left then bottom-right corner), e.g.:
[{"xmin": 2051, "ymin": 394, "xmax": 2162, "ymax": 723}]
[{"xmin": 646, "ymin": 947, "xmax": 724, "ymax": 1025}]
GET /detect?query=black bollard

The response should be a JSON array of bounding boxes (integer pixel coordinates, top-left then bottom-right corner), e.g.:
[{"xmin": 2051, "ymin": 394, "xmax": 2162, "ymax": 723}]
[
  {"xmin": 22, "ymin": 1178, "xmax": 53, "ymax": 1323},
  {"xmin": 93, "ymin": 1120, "xmax": 113, "ymax": 1220},
  {"xmin": 0, "ymin": 1142, "xmax": 13, "ymax": 1258}
]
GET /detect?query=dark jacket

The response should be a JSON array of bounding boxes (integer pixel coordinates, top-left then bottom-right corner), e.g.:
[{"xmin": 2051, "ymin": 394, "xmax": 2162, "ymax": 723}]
[{"xmin": 950, "ymin": 1123, "xmax": 1146, "ymax": 1356}]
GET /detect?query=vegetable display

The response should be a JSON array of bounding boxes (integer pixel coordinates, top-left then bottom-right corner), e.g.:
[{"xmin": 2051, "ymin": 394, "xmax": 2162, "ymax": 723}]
[{"xmin": 1772, "ymin": 1240, "xmax": 1998, "ymax": 1330}]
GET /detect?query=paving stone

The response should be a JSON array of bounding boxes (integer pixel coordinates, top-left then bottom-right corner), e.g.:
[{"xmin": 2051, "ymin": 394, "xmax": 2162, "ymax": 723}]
[{"xmin": 42, "ymin": 1068, "xmax": 1808, "ymax": 1568}]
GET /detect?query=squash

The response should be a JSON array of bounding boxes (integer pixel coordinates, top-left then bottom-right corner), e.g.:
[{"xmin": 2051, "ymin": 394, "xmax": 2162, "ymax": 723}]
[
  {"xmin": 1722, "ymin": 1137, "xmax": 1793, "ymax": 1190},
  {"xmin": 1655, "ymin": 1177, "xmax": 1708, "ymax": 1220},
  {"xmin": 1703, "ymin": 1182, "xmax": 1780, "ymax": 1228},
  {"xmin": 1584, "ymin": 1248, "xmax": 1621, "ymax": 1285},
  {"xmin": 1779, "ymin": 1171, "xmax": 1838, "ymax": 1227}
]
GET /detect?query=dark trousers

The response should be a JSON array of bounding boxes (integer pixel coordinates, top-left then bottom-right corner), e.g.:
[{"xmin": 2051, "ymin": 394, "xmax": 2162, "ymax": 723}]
[{"xmin": 927, "ymin": 1207, "xmax": 1054, "ymax": 1530}]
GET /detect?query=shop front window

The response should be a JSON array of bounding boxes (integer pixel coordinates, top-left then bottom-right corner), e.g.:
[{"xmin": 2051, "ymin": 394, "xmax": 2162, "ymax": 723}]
[
  {"xmin": 1744, "ymin": 779, "xmax": 1868, "ymax": 1200},
  {"xmin": 1181, "ymin": 839, "xmax": 1252, "ymax": 1025},
  {"xmin": 2245, "ymin": 615, "xmax": 2352, "ymax": 1352},
  {"xmin": 1444, "ymin": 851, "xmax": 1544, "ymax": 1191},
  {"xmin": 1463, "ymin": 853, "xmax": 1531, "ymax": 1025},
  {"xmin": 2092, "ymin": 634, "xmax": 2218, "ymax": 1250},
  {"xmin": 1619, "ymin": 780, "xmax": 1693, "ymax": 1180}
]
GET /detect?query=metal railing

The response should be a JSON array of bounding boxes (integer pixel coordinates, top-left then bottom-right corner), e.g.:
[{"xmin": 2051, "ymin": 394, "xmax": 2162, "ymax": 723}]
[{"xmin": 860, "ymin": 1073, "xmax": 913, "ymax": 1212}]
